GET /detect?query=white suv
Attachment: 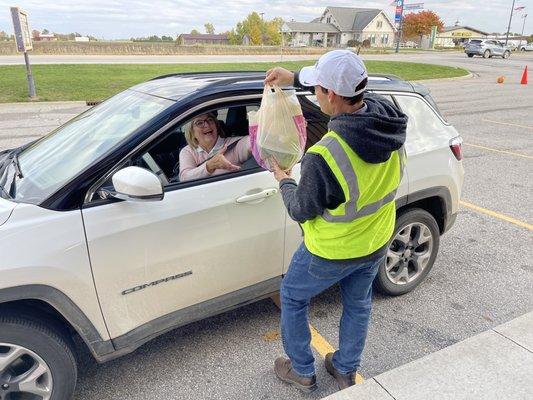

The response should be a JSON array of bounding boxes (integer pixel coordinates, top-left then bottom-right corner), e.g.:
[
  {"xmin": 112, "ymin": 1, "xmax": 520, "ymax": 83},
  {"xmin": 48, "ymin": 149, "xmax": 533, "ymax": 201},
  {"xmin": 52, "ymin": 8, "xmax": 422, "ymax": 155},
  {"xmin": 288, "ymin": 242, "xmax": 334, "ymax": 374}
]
[{"xmin": 0, "ymin": 72, "xmax": 464, "ymax": 399}]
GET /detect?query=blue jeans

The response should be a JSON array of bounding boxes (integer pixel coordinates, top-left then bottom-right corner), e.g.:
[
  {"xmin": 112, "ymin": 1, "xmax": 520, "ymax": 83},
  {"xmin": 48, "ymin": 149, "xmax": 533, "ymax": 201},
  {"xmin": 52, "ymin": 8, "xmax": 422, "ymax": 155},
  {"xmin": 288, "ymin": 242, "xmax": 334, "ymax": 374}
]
[{"xmin": 280, "ymin": 243, "xmax": 382, "ymax": 377}]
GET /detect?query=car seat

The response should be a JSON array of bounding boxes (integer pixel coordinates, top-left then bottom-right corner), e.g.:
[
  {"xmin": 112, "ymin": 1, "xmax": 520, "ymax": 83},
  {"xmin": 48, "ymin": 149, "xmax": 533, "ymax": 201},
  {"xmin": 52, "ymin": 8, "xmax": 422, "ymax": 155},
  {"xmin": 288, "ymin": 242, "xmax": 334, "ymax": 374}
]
[{"xmin": 224, "ymin": 106, "xmax": 249, "ymax": 137}]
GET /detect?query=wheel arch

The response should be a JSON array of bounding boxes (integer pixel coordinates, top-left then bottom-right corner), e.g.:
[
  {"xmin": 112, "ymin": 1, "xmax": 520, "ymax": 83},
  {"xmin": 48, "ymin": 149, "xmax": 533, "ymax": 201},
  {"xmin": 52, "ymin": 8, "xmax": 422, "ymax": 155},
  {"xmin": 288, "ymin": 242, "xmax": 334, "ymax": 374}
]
[
  {"xmin": 0, "ymin": 285, "xmax": 114, "ymax": 362},
  {"xmin": 396, "ymin": 186, "xmax": 453, "ymax": 234}
]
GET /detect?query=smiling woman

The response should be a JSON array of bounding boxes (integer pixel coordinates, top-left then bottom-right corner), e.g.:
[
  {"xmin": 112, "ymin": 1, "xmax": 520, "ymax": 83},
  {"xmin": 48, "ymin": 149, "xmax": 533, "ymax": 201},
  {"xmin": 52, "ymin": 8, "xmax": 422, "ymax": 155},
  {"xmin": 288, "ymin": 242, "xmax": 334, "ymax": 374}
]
[{"xmin": 178, "ymin": 112, "xmax": 252, "ymax": 182}]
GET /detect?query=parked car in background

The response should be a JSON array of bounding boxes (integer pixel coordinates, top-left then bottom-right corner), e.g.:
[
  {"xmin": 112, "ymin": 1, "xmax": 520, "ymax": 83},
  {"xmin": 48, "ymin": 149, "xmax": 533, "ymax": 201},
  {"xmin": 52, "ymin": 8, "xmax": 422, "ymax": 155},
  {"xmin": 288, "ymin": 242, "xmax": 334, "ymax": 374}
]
[
  {"xmin": 504, "ymin": 41, "xmax": 518, "ymax": 51},
  {"xmin": 400, "ymin": 40, "xmax": 418, "ymax": 48},
  {"xmin": 0, "ymin": 72, "xmax": 464, "ymax": 399},
  {"xmin": 465, "ymin": 39, "xmax": 511, "ymax": 58},
  {"xmin": 520, "ymin": 42, "xmax": 533, "ymax": 51}
]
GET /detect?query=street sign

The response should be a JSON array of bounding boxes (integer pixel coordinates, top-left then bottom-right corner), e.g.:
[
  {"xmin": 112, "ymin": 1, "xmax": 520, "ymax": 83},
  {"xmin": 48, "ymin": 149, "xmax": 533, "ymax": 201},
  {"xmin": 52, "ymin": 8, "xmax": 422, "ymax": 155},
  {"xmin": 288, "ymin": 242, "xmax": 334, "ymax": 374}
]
[
  {"xmin": 395, "ymin": 0, "xmax": 404, "ymax": 23},
  {"xmin": 10, "ymin": 7, "xmax": 33, "ymax": 52},
  {"xmin": 404, "ymin": 3, "xmax": 424, "ymax": 11},
  {"xmin": 9, "ymin": 7, "xmax": 37, "ymax": 99}
]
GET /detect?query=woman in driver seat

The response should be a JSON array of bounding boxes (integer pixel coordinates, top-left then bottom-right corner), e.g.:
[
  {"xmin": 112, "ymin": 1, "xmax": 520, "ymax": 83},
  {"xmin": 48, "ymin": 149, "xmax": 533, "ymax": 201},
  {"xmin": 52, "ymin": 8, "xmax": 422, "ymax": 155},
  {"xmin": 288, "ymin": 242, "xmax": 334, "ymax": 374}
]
[{"xmin": 179, "ymin": 113, "xmax": 252, "ymax": 182}]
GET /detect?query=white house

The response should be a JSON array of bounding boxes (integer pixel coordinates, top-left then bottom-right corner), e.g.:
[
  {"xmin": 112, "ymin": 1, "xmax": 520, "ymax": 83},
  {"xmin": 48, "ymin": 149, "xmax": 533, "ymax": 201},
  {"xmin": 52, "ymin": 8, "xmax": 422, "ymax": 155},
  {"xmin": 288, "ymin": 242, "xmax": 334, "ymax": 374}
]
[{"xmin": 282, "ymin": 6, "xmax": 396, "ymax": 47}]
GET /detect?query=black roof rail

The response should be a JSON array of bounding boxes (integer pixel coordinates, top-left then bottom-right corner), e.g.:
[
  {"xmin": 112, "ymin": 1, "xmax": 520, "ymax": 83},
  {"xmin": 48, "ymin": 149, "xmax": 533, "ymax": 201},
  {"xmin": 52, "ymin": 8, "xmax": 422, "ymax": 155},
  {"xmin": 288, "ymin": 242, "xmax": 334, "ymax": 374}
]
[{"xmin": 150, "ymin": 71, "xmax": 265, "ymax": 81}]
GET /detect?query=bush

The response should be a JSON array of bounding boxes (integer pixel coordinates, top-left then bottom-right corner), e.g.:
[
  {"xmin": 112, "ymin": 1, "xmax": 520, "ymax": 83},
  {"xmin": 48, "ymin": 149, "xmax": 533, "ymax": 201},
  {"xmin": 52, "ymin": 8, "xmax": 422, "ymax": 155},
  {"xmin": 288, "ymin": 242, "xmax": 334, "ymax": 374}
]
[{"xmin": 347, "ymin": 39, "xmax": 362, "ymax": 47}]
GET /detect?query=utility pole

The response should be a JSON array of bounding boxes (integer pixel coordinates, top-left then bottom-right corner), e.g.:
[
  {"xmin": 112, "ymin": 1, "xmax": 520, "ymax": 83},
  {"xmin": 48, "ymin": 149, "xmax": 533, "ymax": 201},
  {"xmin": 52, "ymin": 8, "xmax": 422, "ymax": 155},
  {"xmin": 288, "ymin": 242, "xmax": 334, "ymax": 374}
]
[
  {"xmin": 259, "ymin": 12, "xmax": 264, "ymax": 21},
  {"xmin": 520, "ymin": 13, "xmax": 527, "ymax": 48},
  {"xmin": 505, "ymin": 0, "xmax": 516, "ymax": 45}
]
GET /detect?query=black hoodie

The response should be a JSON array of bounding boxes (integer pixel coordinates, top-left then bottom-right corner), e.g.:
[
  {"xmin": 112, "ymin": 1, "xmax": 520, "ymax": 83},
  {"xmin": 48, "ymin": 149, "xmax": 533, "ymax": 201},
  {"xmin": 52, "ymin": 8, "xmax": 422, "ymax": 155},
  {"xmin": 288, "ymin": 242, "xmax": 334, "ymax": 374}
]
[{"xmin": 279, "ymin": 93, "xmax": 407, "ymax": 227}]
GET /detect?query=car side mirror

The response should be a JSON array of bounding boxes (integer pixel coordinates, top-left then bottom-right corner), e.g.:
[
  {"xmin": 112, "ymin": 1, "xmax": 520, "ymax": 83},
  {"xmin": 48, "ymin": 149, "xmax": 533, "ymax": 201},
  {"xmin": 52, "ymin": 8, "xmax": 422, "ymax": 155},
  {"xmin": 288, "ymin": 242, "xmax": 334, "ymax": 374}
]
[{"xmin": 111, "ymin": 166, "xmax": 164, "ymax": 202}]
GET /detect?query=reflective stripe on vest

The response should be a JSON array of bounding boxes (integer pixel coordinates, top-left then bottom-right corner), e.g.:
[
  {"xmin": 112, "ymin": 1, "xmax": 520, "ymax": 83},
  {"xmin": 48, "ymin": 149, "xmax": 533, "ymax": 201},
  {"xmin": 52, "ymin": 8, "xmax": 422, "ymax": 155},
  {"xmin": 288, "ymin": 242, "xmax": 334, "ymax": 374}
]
[{"xmin": 312, "ymin": 134, "xmax": 405, "ymax": 223}]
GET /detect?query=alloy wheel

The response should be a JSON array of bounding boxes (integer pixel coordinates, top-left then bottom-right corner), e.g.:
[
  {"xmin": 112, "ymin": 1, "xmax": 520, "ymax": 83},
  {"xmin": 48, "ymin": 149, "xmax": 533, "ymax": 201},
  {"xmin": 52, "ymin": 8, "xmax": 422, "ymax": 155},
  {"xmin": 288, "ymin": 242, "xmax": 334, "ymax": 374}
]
[
  {"xmin": 0, "ymin": 343, "xmax": 53, "ymax": 400},
  {"xmin": 385, "ymin": 222, "xmax": 434, "ymax": 285}
]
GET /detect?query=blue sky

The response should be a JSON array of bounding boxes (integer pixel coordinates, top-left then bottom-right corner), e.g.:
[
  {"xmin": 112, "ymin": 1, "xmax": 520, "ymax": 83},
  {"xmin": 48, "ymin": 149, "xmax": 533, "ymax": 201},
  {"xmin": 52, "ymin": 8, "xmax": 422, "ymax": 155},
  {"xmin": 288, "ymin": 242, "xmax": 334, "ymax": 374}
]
[{"xmin": 0, "ymin": 0, "xmax": 531, "ymax": 39}]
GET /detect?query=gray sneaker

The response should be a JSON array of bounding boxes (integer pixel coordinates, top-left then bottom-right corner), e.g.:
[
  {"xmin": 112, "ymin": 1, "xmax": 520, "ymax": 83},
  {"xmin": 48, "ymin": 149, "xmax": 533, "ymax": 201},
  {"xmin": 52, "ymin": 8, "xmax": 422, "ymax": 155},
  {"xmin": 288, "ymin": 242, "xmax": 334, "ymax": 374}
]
[
  {"xmin": 325, "ymin": 352, "xmax": 356, "ymax": 390},
  {"xmin": 274, "ymin": 357, "xmax": 317, "ymax": 393}
]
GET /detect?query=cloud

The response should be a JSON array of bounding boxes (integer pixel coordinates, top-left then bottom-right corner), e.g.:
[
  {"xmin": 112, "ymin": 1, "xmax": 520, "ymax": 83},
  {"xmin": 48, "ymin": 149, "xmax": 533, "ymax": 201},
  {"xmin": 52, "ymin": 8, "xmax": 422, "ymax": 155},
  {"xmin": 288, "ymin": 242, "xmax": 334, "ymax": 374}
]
[{"xmin": 0, "ymin": 0, "xmax": 530, "ymax": 38}]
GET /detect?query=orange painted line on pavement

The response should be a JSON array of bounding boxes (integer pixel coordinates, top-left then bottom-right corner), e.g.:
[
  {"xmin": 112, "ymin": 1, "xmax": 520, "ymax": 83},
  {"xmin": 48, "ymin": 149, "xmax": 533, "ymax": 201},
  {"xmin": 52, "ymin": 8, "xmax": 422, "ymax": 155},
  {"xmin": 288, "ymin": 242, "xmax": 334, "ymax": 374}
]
[
  {"xmin": 464, "ymin": 143, "xmax": 533, "ymax": 160},
  {"xmin": 460, "ymin": 200, "xmax": 533, "ymax": 231},
  {"xmin": 482, "ymin": 118, "xmax": 533, "ymax": 131}
]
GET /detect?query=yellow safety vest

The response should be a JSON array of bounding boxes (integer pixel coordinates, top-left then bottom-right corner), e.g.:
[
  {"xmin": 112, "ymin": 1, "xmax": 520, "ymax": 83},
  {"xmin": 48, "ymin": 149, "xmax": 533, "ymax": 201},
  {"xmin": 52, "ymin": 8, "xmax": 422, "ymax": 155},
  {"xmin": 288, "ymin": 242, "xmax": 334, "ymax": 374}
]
[{"xmin": 301, "ymin": 130, "xmax": 405, "ymax": 260}]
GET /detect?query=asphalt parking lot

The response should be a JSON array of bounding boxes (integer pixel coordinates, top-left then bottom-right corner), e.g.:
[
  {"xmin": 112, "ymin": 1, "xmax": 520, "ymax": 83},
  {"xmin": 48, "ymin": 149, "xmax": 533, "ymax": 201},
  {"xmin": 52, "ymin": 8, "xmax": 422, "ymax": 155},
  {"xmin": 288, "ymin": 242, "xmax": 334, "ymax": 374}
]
[{"xmin": 0, "ymin": 51, "xmax": 531, "ymax": 400}]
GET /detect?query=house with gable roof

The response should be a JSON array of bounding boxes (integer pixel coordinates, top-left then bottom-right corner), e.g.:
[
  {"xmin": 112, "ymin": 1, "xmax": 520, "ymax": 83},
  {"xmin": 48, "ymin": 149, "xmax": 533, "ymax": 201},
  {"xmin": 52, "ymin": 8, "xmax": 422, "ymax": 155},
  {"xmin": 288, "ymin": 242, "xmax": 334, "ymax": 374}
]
[{"xmin": 282, "ymin": 6, "xmax": 396, "ymax": 47}]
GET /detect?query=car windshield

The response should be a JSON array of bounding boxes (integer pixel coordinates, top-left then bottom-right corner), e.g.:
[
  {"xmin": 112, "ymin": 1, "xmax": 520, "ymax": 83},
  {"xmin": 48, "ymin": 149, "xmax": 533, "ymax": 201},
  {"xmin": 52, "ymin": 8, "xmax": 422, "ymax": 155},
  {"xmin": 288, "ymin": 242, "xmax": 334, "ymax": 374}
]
[
  {"xmin": 6, "ymin": 90, "xmax": 174, "ymax": 204},
  {"xmin": 470, "ymin": 40, "xmax": 482, "ymax": 45}
]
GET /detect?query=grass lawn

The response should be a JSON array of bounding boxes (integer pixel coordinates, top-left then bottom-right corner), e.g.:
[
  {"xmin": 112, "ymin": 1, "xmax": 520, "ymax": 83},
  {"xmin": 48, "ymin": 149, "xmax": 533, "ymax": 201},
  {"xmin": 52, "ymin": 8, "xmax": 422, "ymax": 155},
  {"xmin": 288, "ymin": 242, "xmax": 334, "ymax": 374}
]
[{"xmin": 0, "ymin": 61, "xmax": 468, "ymax": 103}]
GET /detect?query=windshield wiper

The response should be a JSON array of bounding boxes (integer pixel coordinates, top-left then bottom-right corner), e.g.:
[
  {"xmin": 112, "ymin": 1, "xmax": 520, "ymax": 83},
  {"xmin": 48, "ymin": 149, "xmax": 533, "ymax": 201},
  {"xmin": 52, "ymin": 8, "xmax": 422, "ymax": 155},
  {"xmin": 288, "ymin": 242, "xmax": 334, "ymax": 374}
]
[{"xmin": 12, "ymin": 153, "xmax": 23, "ymax": 178}]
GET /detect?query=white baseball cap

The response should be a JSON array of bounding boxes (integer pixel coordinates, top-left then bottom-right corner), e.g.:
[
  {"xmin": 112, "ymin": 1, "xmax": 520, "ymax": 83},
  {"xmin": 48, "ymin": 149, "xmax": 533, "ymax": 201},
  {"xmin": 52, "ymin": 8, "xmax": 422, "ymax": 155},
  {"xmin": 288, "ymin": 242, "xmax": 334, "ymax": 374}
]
[{"xmin": 299, "ymin": 50, "xmax": 368, "ymax": 97}]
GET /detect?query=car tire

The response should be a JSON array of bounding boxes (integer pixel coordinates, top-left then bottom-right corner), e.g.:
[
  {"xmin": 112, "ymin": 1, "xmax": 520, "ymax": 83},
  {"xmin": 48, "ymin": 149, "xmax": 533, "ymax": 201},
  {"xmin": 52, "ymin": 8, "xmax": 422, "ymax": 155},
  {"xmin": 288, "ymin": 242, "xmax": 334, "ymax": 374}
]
[
  {"xmin": 0, "ymin": 312, "xmax": 77, "ymax": 400},
  {"xmin": 374, "ymin": 208, "xmax": 440, "ymax": 296},
  {"xmin": 521, "ymin": 48, "xmax": 525, "ymax": 52},
  {"xmin": 467, "ymin": 54, "xmax": 474, "ymax": 58},
  {"xmin": 503, "ymin": 51, "xmax": 510, "ymax": 59},
  {"xmin": 483, "ymin": 50, "xmax": 490, "ymax": 58}
]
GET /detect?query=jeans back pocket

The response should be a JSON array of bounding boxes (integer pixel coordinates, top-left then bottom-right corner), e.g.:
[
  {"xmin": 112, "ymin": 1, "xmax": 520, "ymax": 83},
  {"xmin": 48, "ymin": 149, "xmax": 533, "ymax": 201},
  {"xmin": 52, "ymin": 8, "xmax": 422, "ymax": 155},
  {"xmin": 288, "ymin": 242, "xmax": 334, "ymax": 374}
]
[{"xmin": 308, "ymin": 256, "xmax": 353, "ymax": 280}]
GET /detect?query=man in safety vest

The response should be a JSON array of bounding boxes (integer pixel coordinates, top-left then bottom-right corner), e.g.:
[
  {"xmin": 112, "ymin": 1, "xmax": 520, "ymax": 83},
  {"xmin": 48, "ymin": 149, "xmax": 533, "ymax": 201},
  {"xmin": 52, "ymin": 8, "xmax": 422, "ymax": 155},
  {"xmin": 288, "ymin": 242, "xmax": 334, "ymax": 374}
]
[{"xmin": 264, "ymin": 50, "xmax": 408, "ymax": 392}]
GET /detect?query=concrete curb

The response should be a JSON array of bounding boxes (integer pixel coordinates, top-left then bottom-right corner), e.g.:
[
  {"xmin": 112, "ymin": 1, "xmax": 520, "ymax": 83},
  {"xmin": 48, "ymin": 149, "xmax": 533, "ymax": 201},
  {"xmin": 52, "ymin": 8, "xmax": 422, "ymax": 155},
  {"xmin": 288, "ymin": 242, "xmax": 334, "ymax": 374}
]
[
  {"xmin": 414, "ymin": 71, "xmax": 474, "ymax": 83},
  {"xmin": 0, "ymin": 100, "xmax": 87, "ymax": 107},
  {"xmin": 322, "ymin": 311, "xmax": 533, "ymax": 400}
]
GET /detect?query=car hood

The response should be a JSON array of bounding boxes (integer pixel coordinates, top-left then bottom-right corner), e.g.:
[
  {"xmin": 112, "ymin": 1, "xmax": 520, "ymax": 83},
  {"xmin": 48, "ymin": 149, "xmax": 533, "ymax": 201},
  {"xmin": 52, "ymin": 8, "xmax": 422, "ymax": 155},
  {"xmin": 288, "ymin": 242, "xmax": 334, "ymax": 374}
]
[{"xmin": 0, "ymin": 197, "xmax": 16, "ymax": 226}]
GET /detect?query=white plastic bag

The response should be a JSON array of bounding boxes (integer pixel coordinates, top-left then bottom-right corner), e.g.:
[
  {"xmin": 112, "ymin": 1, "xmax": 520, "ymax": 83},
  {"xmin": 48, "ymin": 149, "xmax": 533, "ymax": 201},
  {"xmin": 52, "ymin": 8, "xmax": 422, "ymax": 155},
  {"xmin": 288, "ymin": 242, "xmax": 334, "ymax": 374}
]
[{"xmin": 248, "ymin": 85, "xmax": 307, "ymax": 171}]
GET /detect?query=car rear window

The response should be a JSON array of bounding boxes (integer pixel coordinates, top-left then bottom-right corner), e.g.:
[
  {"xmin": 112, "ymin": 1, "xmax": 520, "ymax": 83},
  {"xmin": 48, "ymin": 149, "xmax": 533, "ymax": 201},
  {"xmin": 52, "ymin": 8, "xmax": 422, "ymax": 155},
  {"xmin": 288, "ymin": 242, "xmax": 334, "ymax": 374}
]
[
  {"xmin": 470, "ymin": 40, "xmax": 482, "ymax": 44},
  {"xmin": 394, "ymin": 95, "xmax": 450, "ymax": 148}
]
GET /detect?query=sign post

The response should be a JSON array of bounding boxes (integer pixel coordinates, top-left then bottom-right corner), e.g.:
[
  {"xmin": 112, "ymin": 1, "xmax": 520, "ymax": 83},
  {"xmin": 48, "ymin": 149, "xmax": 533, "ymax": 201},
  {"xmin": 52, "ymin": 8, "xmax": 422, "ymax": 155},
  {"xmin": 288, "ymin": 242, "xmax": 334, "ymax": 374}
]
[
  {"xmin": 429, "ymin": 25, "xmax": 438, "ymax": 49},
  {"xmin": 394, "ymin": 0, "xmax": 405, "ymax": 53},
  {"xmin": 10, "ymin": 7, "xmax": 37, "ymax": 100}
]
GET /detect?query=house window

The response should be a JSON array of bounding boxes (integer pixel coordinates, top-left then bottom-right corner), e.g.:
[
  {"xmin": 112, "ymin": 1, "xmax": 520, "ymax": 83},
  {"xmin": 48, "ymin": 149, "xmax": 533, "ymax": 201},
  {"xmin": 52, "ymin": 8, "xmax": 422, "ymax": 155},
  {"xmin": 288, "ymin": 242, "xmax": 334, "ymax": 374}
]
[
  {"xmin": 371, "ymin": 34, "xmax": 376, "ymax": 44},
  {"xmin": 326, "ymin": 16, "xmax": 331, "ymax": 23},
  {"xmin": 377, "ymin": 21, "xmax": 383, "ymax": 28},
  {"xmin": 381, "ymin": 34, "xmax": 389, "ymax": 44}
]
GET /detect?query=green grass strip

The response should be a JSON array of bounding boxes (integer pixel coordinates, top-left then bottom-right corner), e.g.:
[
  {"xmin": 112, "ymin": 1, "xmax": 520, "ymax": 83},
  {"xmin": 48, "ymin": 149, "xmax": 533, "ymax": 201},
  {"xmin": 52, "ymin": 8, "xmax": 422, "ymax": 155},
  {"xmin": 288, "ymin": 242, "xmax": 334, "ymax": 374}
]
[{"xmin": 0, "ymin": 61, "xmax": 468, "ymax": 103}]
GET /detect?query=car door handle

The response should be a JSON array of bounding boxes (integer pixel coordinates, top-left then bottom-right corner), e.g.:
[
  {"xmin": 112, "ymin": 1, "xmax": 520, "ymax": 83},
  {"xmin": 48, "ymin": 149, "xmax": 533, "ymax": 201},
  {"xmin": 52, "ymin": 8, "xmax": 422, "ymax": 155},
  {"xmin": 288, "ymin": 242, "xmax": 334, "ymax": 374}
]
[{"xmin": 236, "ymin": 188, "xmax": 278, "ymax": 204}]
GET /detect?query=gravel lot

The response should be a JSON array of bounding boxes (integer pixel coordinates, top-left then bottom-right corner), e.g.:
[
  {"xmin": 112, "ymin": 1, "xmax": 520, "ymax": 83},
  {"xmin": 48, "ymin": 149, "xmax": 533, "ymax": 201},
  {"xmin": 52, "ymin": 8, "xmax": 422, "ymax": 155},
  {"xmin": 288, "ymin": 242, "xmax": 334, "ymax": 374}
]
[{"xmin": 0, "ymin": 51, "xmax": 531, "ymax": 400}]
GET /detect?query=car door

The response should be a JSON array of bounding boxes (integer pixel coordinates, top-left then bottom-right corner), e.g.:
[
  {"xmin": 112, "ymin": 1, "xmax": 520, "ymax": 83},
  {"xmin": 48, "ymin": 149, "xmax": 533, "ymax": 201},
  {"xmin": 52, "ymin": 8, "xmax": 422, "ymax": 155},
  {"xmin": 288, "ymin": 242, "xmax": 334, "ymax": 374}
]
[
  {"xmin": 491, "ymin": 41, "xmax": 503, "ymax": 56},
  {"xmin": 81, "ymin": 100, "xmax": 286, "ymax": 340}
]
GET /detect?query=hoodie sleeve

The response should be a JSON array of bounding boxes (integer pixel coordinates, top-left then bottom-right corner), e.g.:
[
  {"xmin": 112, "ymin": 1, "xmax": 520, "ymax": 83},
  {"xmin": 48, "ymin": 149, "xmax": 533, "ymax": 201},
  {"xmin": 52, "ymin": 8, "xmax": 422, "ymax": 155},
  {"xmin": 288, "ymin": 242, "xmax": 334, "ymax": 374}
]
[{"xmin": 279, "ymin": 153, "xmax": 345, "ymax": 223}]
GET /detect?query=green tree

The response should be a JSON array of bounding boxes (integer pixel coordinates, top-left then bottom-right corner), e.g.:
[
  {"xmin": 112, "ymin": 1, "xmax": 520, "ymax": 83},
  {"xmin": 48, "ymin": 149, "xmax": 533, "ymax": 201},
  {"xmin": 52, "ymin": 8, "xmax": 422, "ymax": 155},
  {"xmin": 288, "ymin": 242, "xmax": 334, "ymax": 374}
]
[
  {"xmin": 230, "ymin": 12, "xmax": 283, "ymax": 46},
  {"xmin": 264, "ymin": 17, "xmax": 283, "ymax": 45},
  {"xmin": 190, "ymin": 29, "xmax": 200, "ymax": 35},
  {"xmin": 226, "ymin": 29, "xmax": 241, "ymax": 45},
  {"xmin": 204, "ymin": 23, "xmax": 215, "ymax": 35},
  {"xmin": 42, "ymin": 28, "xmax": 49, "ymax": 34}
]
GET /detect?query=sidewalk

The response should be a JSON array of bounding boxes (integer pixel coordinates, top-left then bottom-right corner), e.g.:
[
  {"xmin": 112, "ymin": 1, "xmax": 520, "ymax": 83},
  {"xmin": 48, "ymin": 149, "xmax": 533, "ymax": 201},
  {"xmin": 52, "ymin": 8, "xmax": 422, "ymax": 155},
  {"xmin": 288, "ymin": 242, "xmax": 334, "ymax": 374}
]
[{"xmin": 324, "ymin": 311, "xmax": 533, "ymax": 400}]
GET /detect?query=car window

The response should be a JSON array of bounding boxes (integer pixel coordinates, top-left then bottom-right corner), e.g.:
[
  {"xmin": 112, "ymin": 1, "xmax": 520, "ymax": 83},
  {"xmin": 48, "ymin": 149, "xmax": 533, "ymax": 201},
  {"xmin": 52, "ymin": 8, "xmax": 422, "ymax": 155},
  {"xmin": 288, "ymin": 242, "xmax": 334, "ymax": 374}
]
[
  {"xmin": 93, "ymin": 103, "xmax": 262, "ymax": 200},
  {"xmin": 13, "ymin": 90, "xmax": 173, "ymax": 204},
  {"xmin": 393, "ymin": 95, "xmax": 449, "ymax": 152}
]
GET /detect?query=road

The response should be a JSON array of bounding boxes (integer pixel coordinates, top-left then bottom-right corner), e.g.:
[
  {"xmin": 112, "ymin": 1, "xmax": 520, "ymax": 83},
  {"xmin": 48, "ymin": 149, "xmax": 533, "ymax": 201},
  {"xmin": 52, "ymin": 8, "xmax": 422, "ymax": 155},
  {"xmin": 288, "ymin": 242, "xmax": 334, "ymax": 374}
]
[
  {"xmin": 0, "ymin": 54, "xmax": 319, "ymax": 65},
  {"xmin": 0, "ymin": 52, "xmax": 532, "ymax": 400}
]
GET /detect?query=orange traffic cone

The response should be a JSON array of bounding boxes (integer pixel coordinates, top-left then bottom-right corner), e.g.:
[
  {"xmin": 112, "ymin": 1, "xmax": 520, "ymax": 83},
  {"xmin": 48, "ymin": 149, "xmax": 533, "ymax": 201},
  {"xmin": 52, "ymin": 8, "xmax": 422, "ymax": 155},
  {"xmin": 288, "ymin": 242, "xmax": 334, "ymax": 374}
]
[{"xmin": 521, "ymin": 66, "xmax": 528, "ymax": 85}]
